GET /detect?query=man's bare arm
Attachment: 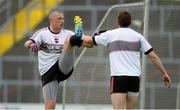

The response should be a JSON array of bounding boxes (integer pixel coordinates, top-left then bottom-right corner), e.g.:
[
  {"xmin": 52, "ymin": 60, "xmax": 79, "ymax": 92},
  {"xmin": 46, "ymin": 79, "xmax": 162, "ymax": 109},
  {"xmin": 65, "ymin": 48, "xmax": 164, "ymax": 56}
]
[
  {"xmin": 147, "ymin": 51, "xmax": 171, "ymax": 88},
  {"xmin": 82, "ymin": 35, "xmax": 94, "ymax": 48}
]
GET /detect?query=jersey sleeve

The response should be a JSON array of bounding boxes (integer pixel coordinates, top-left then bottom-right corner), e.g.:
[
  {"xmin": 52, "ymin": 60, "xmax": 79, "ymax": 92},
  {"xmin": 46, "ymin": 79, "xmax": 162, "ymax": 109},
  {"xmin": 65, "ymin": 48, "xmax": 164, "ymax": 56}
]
[
  {"xmin": 67, "ymin": 30, "xmax": 74, "ymax": 36},
  {"xmin": 94, "ymin": 31, "xmax": 110, "ymax": 46},
  {"xmin": 140, "ymin": 35, "xmax": 153, "ymax": 55},
  {"xmin": 30, "ymin": 31, "xmax": 42, "ymax": 47}
]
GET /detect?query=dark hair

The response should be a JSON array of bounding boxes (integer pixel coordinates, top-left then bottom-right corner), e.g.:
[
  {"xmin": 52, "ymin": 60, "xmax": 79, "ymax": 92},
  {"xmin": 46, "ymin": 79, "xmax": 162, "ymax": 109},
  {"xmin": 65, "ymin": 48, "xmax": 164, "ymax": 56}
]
[{"xmin": 118, "ymin": 11, "xmax": 131, "ymax": 27}]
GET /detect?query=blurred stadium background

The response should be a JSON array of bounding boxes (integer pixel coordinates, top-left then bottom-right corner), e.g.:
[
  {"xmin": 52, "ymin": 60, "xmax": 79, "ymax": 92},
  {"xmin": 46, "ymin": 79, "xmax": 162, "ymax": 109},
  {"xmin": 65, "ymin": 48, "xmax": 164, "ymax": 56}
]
[{"xmin": 0, "ymin": 0, "xmax": 180, "ymax": 109}]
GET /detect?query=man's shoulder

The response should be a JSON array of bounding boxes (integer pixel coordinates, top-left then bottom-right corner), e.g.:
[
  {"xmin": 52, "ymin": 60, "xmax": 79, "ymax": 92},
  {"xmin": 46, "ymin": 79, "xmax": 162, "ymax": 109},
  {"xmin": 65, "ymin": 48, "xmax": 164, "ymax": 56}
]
[
  {"xmin": 34, "ymin": 27, "xmax": 48, "ymax": 35},
  {"xmin": 62, "ymin": 28, "xmax": 74, "ymax": 35},
  {"xmin": 31, "ymin": 27, "xmax": 48, "ymax": 38},
  {"xmin": 106, "ymin": 28, "xmax": 120, "ymax": 33}
]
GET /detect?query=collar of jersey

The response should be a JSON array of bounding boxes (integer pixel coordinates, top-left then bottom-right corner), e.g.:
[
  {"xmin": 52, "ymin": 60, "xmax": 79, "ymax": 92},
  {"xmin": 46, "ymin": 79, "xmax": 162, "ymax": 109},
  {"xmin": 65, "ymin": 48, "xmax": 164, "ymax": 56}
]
[{"xmin": 48, "ymin": 27, "xmax": 61, "ymax": 34}]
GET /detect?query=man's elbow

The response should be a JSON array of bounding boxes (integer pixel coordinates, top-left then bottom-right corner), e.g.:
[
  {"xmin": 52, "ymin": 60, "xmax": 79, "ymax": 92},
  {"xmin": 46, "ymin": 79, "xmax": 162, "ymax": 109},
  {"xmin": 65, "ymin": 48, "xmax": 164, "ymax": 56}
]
[
  {"xmin": 24, "ymin": 42, "xmax": 28, "ymax": 48},
  {"xmin": 24, "ymin": 40, "xmax": 31, "ymax": 48},
  {"xmin": 147, "ymin": 51, "xmax": 158, "ymax": 61}
]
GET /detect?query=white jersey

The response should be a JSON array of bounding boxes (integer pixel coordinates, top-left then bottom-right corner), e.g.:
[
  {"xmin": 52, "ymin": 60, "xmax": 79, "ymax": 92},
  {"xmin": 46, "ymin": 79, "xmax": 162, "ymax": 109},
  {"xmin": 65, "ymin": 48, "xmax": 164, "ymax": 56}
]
[
  {"xmin": 31, "ymin": 27, "xmax": 74, "ymax": 75},
  {"xmin": 94, "ymin": 28, "xmax": 152, "ymax": 76}
]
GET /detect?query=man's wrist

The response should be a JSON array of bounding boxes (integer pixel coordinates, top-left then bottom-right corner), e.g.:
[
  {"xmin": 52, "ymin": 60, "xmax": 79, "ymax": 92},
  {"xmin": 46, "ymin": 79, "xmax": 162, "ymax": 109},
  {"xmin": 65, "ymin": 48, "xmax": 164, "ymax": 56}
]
[{"xmin": 28, "ymin": 39, "xmax": 36, "ymax": 48}]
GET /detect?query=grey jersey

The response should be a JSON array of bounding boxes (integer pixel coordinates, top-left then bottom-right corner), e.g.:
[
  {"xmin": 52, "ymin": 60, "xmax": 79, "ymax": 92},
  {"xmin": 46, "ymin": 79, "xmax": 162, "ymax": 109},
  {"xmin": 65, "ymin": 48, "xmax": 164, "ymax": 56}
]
[{"xmin": 31, "ymin": 27, "xmax": 74, "ymax": 75}]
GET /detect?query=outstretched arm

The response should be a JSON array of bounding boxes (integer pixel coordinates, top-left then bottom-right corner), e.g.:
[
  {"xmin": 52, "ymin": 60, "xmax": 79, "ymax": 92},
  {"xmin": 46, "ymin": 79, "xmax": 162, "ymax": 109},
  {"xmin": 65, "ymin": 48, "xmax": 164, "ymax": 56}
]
[
  {"xmin": 69, "ymin": 35, "xmax": 94, "ymax": 48},
  {"xmin": 147, "ymin": 51, "xmax": 171, "ymax": 88}
]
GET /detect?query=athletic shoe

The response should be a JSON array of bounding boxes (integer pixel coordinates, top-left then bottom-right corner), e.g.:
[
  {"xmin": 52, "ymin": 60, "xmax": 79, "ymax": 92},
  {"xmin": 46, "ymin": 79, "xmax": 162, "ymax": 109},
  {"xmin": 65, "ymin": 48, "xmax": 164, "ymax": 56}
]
[{"xmin": 74, "ymin": 16, "xmax": 83, "ymax": 38}]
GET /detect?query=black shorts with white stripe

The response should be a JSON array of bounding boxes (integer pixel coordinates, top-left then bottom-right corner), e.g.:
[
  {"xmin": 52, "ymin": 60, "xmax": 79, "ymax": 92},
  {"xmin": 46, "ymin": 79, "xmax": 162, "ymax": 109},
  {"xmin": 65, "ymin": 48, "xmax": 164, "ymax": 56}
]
[
  {"xmin": 41, "ymin": 61, "xmax": 73, "ymax": 86},
  {"xmin": 110, "ymin": 76, "xmax": 140, "ymax": 94}
]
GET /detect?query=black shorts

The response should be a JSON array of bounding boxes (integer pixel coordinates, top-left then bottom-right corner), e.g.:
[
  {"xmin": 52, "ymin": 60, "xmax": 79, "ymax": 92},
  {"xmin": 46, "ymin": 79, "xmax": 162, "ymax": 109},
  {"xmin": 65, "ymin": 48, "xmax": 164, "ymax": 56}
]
[
  {"xmin": 41, "ymin": 61, "xmax": 73, "ymax": 87},
  {"xmin": 110, "ymin": 76, "xmax": 140, "ymax": 94}
]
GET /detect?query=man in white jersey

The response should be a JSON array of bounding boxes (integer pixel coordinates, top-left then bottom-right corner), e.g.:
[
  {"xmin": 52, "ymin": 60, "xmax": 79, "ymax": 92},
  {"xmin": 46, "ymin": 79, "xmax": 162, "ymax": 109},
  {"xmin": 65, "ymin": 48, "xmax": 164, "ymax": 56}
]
[
  {"xmin": 24, "ymin": 9, "xmax": 80, "ymax": 110},
  {"xmin": 70, "ymin": 11, "xmax": 172, "ymax": 109}
]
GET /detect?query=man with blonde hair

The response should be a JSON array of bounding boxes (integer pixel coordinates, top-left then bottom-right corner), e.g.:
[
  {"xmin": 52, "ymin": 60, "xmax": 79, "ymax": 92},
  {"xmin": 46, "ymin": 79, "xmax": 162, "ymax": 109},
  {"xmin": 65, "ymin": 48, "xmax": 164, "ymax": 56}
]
[{"xmin": 24, "ymin": 9, "xmax": 76, "ymax": 110}]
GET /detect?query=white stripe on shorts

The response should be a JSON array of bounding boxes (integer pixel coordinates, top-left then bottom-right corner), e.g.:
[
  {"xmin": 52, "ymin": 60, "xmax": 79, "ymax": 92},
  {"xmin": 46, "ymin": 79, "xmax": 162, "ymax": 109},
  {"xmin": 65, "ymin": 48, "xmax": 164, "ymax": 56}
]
[{"xmin": 127, "ymin": 91, "xmax": 139, "ymax": 96}]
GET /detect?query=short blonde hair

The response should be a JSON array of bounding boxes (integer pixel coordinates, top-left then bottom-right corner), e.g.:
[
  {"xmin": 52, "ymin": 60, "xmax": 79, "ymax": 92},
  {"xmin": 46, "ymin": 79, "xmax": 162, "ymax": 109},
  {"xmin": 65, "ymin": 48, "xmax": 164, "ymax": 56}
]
[{"xmin": 48, "ymin": 8, "xmax": 63, "ymax": 20}]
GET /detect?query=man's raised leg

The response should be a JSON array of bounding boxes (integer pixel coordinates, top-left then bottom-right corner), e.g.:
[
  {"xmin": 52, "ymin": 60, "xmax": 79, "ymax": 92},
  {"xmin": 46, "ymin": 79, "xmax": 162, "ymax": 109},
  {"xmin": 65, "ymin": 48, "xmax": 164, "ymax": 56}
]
[
  {"xmin": 58, "ymin": 15, "xmax": 83, "ymax": 74},
  {"xmin": 58, "ymin": 36, "xmax": 74, "ymax": 75}
]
